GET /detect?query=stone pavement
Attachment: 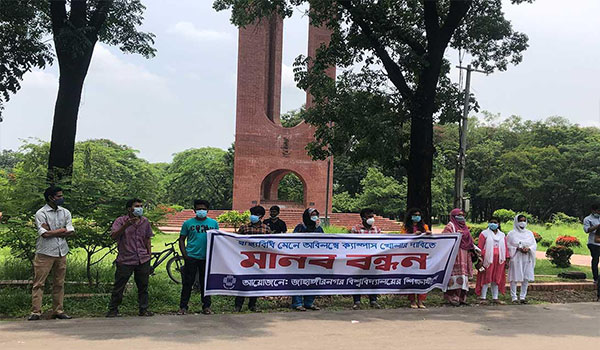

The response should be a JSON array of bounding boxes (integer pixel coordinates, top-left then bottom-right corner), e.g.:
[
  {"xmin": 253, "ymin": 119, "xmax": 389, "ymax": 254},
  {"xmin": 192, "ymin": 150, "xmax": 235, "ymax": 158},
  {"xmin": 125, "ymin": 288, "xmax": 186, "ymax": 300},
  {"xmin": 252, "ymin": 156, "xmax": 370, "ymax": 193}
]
[{"xmin": 1, "ymin": 303, "xmax": 599, "ymax": 350}]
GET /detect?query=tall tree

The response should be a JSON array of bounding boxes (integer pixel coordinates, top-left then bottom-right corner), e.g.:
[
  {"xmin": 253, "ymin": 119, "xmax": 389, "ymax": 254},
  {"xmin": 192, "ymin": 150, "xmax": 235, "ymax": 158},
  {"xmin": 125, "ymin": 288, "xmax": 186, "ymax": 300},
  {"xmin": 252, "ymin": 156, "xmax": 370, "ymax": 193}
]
[
  {"xmin": 214, "ymin": 0, "xmax": 531, "ymax": 222},
  {"xmin": 0, "ymin": 0, "xmax": 155, "ymax": 183}
]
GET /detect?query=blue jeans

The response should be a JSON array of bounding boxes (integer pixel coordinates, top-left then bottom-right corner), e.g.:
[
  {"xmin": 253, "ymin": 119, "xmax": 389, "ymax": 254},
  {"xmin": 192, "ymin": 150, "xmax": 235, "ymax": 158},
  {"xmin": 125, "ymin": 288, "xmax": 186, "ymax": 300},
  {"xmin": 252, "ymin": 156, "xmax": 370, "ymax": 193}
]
[{"xmin": 292, "ymin": 295, "xmax": 315, "ymax": 308}]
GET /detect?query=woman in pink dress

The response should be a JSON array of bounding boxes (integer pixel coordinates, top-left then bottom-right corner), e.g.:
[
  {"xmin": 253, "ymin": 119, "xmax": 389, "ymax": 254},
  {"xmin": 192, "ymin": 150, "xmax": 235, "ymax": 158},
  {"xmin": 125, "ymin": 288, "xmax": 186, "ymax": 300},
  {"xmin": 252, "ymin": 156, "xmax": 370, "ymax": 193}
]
[
  {"xmin": 442, "ymin": 208, "xmax": 475, "ymax": 306},
  {"xmin": 475, "ymin": 217, "xmax": 510, "ymax": 304}
]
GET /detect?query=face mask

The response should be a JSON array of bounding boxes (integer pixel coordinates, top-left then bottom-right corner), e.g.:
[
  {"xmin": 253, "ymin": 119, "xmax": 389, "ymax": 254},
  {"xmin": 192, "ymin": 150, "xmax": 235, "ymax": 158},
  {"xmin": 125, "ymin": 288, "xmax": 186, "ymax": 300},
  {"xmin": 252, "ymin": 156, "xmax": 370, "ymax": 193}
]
[
  {"xmin": 411, "ymin": 215, "xmax": 421, "ymax": 223},
  {"xmin": 54, "ymin": 197, "xmax": 65, "ymax": 206},
  {"xmin": 132, "ymin": 207, "xmax": 143, "ymax": 217},
  {"xmin": 488, "ymin": 223, "xmax": 499, "ymax": 231},
  {"xmin": 310, "ymin": 215, "xmax": 319, "ymax": 222},
  {"xmin": 455, "ymin": 215, "xmax": 465, "ymax": 222},
  {"xmin": 250, "ymin": 215, "xmax": 260, "ymax": 224},
  {"xmin": 366, "ymin": 218, "xmax": 375, "ymax": 226},
  {"xmin": 270, "ymin": 213, "xmax": 278, "ymax": 219},
  {"xmin": 518, "ymin": 222, "xmax": 527, "ymax": 229},
  {"xmin": 196, "ymin": 210, "xmax": 208, "ymax": 219},
  {"xmin": 593, "ymin": 213, "xmax": 600, "ymax": 218}
]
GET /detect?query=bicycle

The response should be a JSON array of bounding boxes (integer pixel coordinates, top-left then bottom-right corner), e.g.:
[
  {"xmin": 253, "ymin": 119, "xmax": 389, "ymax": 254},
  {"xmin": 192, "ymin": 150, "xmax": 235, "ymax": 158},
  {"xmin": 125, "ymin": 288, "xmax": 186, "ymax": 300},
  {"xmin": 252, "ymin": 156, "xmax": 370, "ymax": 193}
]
[{"xmin": 150, "ymin": 239, "xmax": 185, "ymax": 284}]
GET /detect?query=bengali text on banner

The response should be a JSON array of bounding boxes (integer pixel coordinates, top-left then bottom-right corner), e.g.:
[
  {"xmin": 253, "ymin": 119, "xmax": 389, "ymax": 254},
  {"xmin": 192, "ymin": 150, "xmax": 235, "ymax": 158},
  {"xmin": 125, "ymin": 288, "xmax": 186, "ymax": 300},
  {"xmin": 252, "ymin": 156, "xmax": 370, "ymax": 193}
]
[{"xmin": 204, "ymin": 230, "xmax": 461, "ymax": 296}]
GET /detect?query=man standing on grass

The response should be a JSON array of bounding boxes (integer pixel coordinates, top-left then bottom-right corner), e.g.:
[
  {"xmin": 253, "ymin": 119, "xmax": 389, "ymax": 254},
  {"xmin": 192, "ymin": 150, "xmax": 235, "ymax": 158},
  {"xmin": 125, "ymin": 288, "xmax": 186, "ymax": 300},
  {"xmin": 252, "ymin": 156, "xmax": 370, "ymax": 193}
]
[
  {"xmin": 235, "ymin": 205, "xmax": 272, "ymax": 312},
  {"xmin": 29, "ymin": 186, "xmax": 75, "ymax": 321},
  {"xmin": 178, "ymin": 199, "xmax": 219, "ymax": 315},
  {"xmin": 350, "ymin": 208, "xmax": 381, "ymax": 310},
  {"xmin": 583, "ymin": 203, "xmax": 600, "ymax": 301},
  {"xmin": 106, "ymin": 198, "xmax": 154, "ymax": 317}
]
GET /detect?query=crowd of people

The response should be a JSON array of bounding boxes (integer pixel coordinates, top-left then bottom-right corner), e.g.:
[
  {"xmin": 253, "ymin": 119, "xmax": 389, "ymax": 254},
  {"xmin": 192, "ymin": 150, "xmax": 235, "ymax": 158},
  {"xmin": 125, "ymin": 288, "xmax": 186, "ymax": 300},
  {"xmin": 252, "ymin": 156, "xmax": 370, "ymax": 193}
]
[{"xmin": 27, "ymin": 185, "xmax": 599, "ymax": 321}]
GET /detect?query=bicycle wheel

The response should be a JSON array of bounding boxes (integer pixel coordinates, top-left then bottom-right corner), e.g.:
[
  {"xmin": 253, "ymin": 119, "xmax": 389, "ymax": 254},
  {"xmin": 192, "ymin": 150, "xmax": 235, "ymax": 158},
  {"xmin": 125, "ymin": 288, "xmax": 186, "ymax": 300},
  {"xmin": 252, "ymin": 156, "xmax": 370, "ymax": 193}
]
[{"xmin": 166, "ymin": 255, "xmax": 185, "ymax": 284}]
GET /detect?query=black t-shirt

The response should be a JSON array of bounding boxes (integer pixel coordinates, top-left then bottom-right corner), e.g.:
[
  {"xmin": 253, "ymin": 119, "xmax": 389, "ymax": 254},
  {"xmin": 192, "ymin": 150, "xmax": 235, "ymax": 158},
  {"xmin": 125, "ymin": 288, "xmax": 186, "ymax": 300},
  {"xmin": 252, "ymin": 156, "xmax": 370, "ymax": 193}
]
[{"xmin": 263, "ymin": 218, "xmax": 287, "ymax": 233}]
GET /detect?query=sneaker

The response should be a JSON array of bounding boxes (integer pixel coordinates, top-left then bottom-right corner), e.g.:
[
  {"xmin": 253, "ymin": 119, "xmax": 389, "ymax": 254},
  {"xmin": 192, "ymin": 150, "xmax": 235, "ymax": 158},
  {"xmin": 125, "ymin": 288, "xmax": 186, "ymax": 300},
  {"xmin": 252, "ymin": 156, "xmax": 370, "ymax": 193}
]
[
  {"xmin": 520, "ymin": 299, "xmax": 528, "ymax": 304},
  {"xmin": 370, "ymin": 301, "xmax": 381, "ymax": 309},
  {"xmin": 352, "ymin": 303, "xmax": 360, "ymax": 310},
  {"xmin": 138, "ymin": 310, "xmax": 154, "ymax": 317},
  {"xmin": 52, "ymin": 313, "xmax": 72, "ymax": 320},
  {"xmin": 27, "ymin": 314, "xmax": 41, "ymax": 321},
  {"xmin": 511, "ymin": 299, "xmax": 519, "ymax": 304},
  {"xmin": 105, "ymin": 310, "xmax": 121, "ymax": 318}
]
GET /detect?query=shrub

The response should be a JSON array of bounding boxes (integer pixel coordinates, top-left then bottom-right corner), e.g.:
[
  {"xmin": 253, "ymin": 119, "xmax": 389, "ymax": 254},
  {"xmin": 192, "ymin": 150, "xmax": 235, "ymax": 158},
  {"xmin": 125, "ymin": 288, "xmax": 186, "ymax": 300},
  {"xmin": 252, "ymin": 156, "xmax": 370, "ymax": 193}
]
[
  {"xmin": 545, "ymin": 245, "xmax": 573, "ymax": 268},
  {"xmin": 492, "ymin": 209, "xmax": 516, "ymax": 223},
  {"xmin": 545, "ymin": 222, "xmax": 553, "ymax": 230},
  {"xmin": 540, "ymin": 240, "xmax": 552, "ymax": 247},
  {"xmin": 69, "ymin": 217, "xmax": 115, "ymax": 285},
  {"xmin": 217, "ymin": 210, "xmax": 250, "ymax": 231},
  {"xmin": 469, "ymin": 224, "xmax": 488, "ymax": 240},
  {"xmin": 555, "ymin": 235, "xmax": 581, "ymax": 248},
  {"xmin": 0, "ymin": 216, "xmax": 38, "ymax": 265},
  {"xmin": 532, "ymin": 231, "xmax": 542, "ymax": 243},
  {"xmin": 551, "ymin": 212, "xmax": 579, "ymax": 225}
]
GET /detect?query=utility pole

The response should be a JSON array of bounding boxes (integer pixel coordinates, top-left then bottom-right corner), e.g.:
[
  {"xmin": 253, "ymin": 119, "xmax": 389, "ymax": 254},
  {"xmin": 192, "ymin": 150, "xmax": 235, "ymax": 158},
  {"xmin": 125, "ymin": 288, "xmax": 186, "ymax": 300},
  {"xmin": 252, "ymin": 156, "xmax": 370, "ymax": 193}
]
[{"xmin": 454, "ymin": 65, "xmax": 485, "ymax": 211}]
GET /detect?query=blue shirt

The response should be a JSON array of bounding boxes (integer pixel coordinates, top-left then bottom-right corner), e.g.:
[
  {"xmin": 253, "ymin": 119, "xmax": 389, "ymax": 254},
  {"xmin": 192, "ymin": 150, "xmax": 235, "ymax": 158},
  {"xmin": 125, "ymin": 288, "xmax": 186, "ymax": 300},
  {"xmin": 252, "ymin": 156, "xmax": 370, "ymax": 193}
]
[{"xmin": 180, "ymin": 217, "xmax": 219, "ymax": 259}]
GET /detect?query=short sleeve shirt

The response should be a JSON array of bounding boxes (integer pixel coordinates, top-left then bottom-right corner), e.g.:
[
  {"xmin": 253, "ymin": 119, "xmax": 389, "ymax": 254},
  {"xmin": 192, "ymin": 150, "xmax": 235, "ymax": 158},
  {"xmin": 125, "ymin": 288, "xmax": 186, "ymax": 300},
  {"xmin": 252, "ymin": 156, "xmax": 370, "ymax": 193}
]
[
  {"xmin": 180, "ymin": 217, "xmax": 219, "ymax": 259},
  {"xmin": 583, "ymin": 214, "xmax": 600, "ymax": 246},
  {"xmin": 263, "ymin": 218, "xmax": 287, "ymax": 233}
]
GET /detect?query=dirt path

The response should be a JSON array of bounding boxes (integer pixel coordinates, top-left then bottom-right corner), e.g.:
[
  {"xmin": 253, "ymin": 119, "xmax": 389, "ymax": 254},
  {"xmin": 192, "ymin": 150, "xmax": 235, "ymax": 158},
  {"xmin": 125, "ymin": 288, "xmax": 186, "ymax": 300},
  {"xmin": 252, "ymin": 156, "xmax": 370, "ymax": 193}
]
[{"xmin": 1, "ymin": 302, "xmax": 599, "ymax": 350}]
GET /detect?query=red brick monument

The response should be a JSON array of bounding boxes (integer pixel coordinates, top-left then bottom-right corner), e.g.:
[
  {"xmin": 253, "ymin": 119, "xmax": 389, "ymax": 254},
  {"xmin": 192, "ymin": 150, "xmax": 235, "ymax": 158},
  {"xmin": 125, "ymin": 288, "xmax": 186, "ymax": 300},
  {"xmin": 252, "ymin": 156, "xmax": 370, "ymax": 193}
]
[{"xmin": 232, "ymin": 15, "xmax": 335, "ymax": 214}]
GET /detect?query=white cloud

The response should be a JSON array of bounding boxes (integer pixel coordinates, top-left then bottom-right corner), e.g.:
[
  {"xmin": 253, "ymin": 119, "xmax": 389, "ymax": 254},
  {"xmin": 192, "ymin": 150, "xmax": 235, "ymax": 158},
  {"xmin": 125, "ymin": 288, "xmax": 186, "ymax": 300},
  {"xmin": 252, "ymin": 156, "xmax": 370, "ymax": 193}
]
[
  {"xmin": 168, "ymin": 21, "xmax": 232, "ymax": 42},
  {"xmin": 282, "ymin": 64, "xmax": 297, "ymax": 88}
]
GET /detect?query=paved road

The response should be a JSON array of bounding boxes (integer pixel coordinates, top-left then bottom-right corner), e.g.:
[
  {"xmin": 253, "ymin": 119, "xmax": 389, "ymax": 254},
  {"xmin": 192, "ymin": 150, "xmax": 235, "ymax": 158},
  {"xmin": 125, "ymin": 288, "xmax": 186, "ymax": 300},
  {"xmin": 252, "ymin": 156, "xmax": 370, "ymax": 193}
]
[{"xmin": 1, "ymin": 303, "xmax": 599, "ymax": 350}]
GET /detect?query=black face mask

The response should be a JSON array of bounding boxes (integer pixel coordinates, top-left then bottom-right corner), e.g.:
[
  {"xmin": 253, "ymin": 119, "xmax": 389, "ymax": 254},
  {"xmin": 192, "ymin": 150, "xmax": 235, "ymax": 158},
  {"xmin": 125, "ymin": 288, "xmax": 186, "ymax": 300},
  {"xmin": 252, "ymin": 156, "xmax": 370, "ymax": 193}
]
[{"xmin": 270, "ymin": 213, "xmax": 278, "ymax": 219}]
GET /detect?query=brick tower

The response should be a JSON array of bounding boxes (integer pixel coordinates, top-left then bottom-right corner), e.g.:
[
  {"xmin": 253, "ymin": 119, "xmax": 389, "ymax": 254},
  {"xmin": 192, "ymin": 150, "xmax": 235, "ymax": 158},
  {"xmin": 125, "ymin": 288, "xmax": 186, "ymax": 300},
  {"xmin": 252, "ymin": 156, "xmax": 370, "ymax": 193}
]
[{"xmin": 232, "ymin": 15, "xmax": 334, "ymax": 214}]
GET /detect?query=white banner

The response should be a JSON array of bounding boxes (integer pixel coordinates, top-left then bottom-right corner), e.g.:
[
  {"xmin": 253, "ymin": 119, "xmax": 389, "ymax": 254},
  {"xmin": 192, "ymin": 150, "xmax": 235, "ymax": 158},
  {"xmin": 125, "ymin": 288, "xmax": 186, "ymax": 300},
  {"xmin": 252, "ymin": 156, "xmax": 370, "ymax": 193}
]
[{"xmin": 205, "ymin": 230, "xmax": 461, "ymax": 296}]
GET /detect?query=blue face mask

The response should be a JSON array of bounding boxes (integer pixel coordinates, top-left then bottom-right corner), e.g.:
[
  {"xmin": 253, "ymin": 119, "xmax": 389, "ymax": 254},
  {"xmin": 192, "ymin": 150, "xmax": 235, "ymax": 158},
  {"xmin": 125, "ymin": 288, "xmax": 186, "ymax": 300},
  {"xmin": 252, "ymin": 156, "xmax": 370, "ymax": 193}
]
[
  {"xmin": 455, "ymin": 215, "xmax": 466, "ymax": 222},
  {"xmin": 250, "ymin": 215, "xmax": 260, "ymax": 224},
  {"xmin": 132, "ymin": 207, "xmax": 144, "ymax": 217},
  {"xmin": 411, "ymin": 215, "xmax": 422, "ymax": 223},
  {"xmin": 488, "ymin": 223, "xmax": 499, "ymax": 230},
  {"xmin": 196, "ymin": 210, "xmax": 208, "ymax": 219}
]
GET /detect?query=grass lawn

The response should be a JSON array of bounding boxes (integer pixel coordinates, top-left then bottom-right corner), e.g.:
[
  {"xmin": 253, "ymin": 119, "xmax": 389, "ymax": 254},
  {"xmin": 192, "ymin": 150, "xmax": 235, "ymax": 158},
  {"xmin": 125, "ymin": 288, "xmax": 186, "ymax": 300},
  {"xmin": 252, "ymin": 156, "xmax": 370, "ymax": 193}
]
[{"xmin": 0, "ymin": 232, "xmax": 595, "ymax": 319}]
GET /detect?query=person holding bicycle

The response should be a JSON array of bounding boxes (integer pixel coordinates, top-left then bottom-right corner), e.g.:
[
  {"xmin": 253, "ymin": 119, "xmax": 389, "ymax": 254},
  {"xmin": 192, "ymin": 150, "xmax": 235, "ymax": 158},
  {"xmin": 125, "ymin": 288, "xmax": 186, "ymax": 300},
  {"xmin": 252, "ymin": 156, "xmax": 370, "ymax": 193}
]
[
  {"xmin": 178, "ymin": 199, "xmax": 219, "ymax": 315},
  {"xmin": 106, "ymin": 198, "xmax": 154, "ymax": 317}
]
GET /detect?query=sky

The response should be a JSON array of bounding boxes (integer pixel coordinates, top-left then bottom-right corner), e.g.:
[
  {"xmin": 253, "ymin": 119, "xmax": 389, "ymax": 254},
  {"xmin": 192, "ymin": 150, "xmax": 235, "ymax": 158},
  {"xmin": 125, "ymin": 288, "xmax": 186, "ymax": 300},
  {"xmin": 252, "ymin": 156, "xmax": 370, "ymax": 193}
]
[{"xmin": 1, "ymin": 0, "xmax": 599, "ymax": 163}]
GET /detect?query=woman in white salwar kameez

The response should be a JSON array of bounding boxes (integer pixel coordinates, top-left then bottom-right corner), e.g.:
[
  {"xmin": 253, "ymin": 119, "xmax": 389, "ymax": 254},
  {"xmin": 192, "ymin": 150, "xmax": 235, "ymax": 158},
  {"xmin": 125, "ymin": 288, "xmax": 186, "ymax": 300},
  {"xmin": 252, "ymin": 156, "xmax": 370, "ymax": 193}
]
[{"xmin": 507, "ymin": 214, "xmax": 537, "ymax": 304}]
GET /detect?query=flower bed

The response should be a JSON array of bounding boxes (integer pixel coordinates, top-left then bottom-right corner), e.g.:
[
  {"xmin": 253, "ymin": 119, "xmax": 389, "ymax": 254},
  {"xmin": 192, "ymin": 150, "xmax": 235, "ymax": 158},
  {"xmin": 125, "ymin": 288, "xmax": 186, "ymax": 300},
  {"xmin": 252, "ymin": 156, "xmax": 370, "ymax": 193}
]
[{"xmin": 555, "ymin": 235, "xmax": 581, "ymax": 248}]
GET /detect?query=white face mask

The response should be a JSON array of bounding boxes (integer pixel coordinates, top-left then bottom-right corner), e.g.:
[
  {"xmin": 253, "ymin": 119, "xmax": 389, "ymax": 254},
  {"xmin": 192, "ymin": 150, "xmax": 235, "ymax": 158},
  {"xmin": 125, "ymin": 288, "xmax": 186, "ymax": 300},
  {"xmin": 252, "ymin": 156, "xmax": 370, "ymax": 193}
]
[
  {"xmin": 517, "ymin": 222, "xmax": 527, "ymax": 229},
  {"xmin": 366, "ymin": 218, "xmax": 375, "ymax": 226}
]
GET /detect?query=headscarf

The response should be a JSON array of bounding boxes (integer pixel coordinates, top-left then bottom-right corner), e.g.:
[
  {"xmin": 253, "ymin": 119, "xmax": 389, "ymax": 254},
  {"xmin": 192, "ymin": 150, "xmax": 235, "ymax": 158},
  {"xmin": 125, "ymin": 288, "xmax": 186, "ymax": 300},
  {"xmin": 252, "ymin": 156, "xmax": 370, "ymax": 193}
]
[
  {"xmin": 449, "ymin": 208, "xmax": 474, "ymax": 250},
  {"xmin": 301, "ymin": 208, "xmax": 318, "ymax": 230},
  {"xmin": 506, "ymin": 214, "xmax": 537, "ymax": 258},
  {"xmin": 481, "ymin": 228, "xmax": 506, "ymax": 268}
]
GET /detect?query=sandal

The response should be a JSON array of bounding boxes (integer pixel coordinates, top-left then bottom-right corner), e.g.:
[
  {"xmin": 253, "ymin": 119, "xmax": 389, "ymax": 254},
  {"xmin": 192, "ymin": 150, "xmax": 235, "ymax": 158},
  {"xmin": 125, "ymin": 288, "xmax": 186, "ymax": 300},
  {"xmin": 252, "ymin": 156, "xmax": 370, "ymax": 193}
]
[
  {"xmin": 418, "ymin": 303, "xmax": 427, "ymax": 309},
  {"xmin": 410, "ymin": 303, "xmax": 419, "ymax": 309},
  {"xmin": 305, "ymin": 305, "xmax": 320, "ymax": 311},
  {"xmin": 293, "ymin": 306, "xmax": 307, "ymax": 311}
]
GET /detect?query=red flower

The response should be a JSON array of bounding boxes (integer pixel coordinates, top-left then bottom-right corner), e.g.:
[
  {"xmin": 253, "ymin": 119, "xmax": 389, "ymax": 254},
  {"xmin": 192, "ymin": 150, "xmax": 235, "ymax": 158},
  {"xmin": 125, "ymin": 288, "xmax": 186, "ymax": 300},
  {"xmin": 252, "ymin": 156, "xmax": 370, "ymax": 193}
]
[{"xmin": 555, "ymin": 235, "xmax": 581, "ymax": 248}]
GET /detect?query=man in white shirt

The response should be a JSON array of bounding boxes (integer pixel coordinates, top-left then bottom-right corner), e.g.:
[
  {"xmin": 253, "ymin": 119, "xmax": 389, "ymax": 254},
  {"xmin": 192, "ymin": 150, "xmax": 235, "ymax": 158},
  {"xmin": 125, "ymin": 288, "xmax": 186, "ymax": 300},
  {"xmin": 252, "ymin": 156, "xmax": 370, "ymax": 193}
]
[
  {"xmin": 29, "ymin": 186, "xmax": 75, "ymax": 321},
  {"xmin": 583, "ymin": 203, "xmax": 600, "ymax": 301}
]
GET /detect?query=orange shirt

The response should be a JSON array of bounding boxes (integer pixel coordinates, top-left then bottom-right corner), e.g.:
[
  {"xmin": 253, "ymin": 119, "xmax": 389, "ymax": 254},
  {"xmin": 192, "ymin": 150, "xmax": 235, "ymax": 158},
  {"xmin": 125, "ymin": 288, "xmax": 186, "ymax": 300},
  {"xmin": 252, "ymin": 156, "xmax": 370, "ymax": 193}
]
[{"xmin": 400, "ymin": 224, "xmax": 430, "ymax": 234}]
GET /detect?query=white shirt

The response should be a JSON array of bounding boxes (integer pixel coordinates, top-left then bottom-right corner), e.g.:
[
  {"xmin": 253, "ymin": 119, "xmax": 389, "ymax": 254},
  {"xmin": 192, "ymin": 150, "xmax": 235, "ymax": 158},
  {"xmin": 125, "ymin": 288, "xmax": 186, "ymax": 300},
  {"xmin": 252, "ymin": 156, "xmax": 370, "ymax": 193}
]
[
  {"xmin": 34, "ymin": 204, "xmax": 74, "ymax": 257},
  {"xmin": 583, "ymin": 214, "xmax": 600, "ymax": 246}
]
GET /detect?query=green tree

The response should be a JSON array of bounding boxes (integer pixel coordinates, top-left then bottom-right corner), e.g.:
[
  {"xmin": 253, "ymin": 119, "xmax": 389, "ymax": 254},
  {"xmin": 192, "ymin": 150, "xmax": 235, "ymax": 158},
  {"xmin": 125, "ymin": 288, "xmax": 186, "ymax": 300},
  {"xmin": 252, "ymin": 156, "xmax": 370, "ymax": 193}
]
[
  {"xmin": 217, "ymin": 210, "xmax": 250, "ymax": 231},
  {"xmin": 0, "ymin": 0, "xmax": 156, "ymax": 182},
  {"xmin": 164, "ymin": 148, "xmax": 233, "ymax": 209},
  {"xmin": 215, "ymin": 0, "xmax": 532, "ymax": 223},
  {"xmin": 356, "ymin": 168, "xmax": 406, "ymax": 219}
]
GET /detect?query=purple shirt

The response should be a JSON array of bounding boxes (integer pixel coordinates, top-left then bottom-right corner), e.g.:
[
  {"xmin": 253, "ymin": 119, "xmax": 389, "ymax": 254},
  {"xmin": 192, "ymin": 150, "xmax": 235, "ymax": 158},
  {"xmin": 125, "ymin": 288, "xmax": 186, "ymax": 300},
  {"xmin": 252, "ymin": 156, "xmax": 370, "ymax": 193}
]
[{"xmin": 112, "ymin": 215, "xmax": 154, "ymax": 265}]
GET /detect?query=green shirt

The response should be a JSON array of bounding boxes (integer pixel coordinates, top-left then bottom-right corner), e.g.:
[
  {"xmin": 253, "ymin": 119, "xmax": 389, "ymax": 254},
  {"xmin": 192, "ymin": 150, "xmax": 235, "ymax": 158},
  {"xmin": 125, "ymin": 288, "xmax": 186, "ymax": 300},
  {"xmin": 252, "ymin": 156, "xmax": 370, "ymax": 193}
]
[{"xmin": 180, "ymin": 217, "xmax": 219, "ymax": 259}]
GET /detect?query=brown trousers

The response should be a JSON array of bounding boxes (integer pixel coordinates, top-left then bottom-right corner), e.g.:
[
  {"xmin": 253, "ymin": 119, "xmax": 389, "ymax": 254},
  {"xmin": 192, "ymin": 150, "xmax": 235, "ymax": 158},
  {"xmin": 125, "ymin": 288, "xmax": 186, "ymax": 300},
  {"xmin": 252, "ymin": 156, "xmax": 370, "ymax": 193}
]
[{"xmin": 31, "ymin": 254, "xmax": 67, "ymax": 315}]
